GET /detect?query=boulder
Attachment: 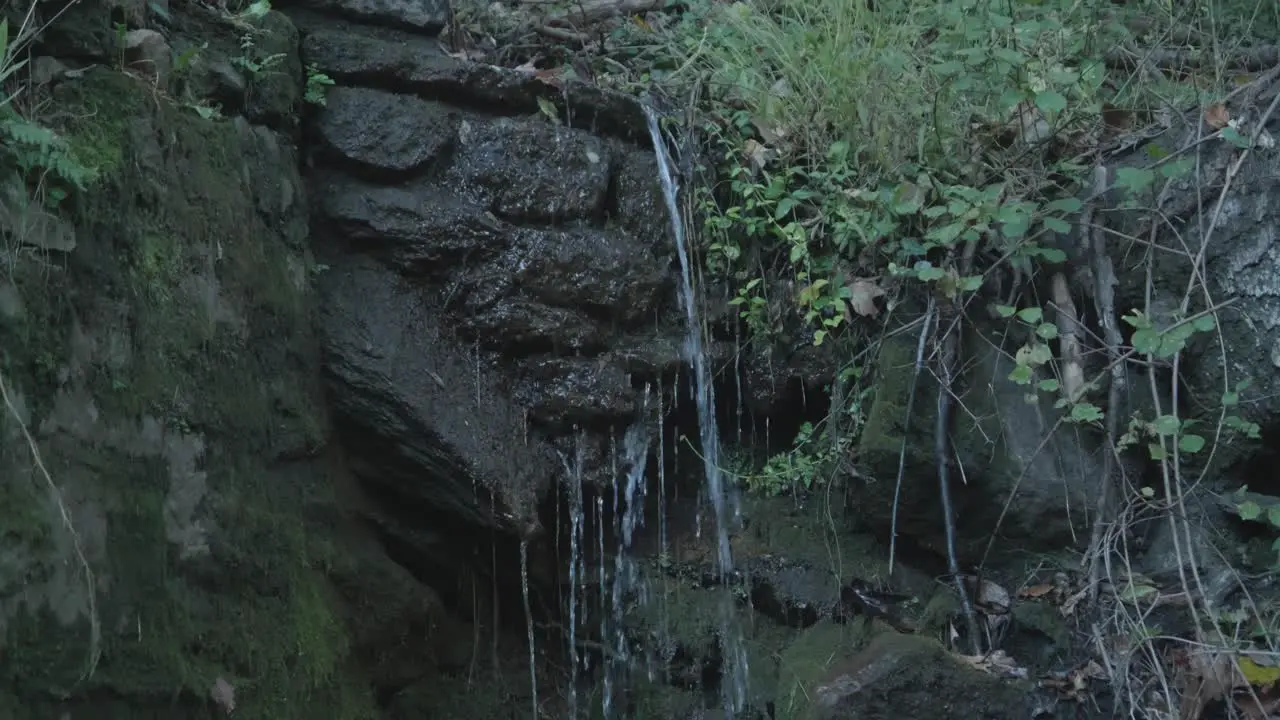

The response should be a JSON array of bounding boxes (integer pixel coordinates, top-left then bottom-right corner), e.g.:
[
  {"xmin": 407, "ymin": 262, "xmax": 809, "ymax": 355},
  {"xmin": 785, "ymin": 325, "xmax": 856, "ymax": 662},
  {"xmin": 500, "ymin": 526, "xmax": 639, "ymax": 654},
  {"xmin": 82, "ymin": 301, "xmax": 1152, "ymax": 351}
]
[{"xmin": 854, "ymin": 329, "xmax": 1106, "ymax": 559}]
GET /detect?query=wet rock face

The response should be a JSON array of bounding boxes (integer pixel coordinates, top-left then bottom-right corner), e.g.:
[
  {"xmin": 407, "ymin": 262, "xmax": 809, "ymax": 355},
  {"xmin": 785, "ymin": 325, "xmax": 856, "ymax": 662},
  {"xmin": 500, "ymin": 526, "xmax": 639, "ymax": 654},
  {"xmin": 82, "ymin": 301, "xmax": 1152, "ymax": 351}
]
[{"xmin": 305, "ymin": 17, "xmax": 686, "ymax": 579}]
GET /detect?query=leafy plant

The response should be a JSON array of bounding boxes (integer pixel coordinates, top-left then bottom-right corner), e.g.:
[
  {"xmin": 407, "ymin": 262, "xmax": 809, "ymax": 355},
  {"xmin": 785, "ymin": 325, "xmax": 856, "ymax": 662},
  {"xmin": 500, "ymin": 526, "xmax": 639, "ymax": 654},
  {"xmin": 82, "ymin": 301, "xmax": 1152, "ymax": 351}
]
[{"xmin": 305, "ymin": 64, "xmax": 335, "ymax": 106}]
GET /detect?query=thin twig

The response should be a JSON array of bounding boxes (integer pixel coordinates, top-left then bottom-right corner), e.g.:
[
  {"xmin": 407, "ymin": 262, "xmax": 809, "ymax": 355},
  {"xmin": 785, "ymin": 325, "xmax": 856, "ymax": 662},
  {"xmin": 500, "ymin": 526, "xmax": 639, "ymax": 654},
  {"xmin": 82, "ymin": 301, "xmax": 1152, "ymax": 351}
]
[
  {"xmin": 888, "ymin": 299, "xmax": 934, "ymax": 575},
  {"xmin": 1086, "ymin": 164, "xmax": 1126, "ymax": 603},
  {"xmin": 0, "ymin": 370, "xmax": 99, "ymax": 682},
  {"xmin": 937, "ymin": 240, "xmax": 980, "ymax": 655}
]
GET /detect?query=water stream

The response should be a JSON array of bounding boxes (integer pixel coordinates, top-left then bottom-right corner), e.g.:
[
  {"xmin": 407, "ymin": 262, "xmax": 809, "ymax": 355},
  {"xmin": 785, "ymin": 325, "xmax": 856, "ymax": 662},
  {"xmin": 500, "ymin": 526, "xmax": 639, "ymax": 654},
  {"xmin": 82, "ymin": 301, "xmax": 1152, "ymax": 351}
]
[{"xmin": 644, "ymin": 105, "xmax": 749, "ymax": 715}]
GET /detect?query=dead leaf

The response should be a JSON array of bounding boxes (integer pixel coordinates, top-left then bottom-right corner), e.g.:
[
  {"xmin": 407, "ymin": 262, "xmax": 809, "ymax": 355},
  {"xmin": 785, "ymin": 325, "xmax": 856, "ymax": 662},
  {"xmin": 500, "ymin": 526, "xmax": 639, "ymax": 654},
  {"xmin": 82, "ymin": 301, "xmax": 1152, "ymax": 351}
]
[
  {"xmin": 1237, "ymin": 683, "xmax": 1280, "ymax": 720},
  {"xmin": 1179, "ymin": 650, "xmax": 1245, "ymax": 720},
  {"xmin": 1059, "ymin": 587, "xmax": 1086, "ymax": 617},
  {"xmin": 845, "ymin": 278, "xmax": 884, "ymax": 318},
  {"xmin": 211, "ymin": 676, "xmax": 236, "ymax": 715},
  {"xmin": 971, "ymin": 577, "xmax": 1012, "ymax": 615},
  {"xmin": 956, "ymin": 650, "xmax": 1029, "ymax": 679},
  {"xmin": 742, "ymin": 138, "xmax": 771, "ymax": 171},
  {"xmin": 1019, "ymin": 583, "xmax": 1056, "ymax": 599},
  {"xmin": 1039, "ymin": 660, "xmax": 1108, "ymax": 703},
  {"xmin": 513, "ymin": 56, "xmax": 541, "ymax": 73},
  {"xmin": 1204, "ymin": 103, "xmax": 1230, "ymax": 130},
  {"xmin": 1101, "ymin": 103, "xmax": 1134, "ymax": 133}
]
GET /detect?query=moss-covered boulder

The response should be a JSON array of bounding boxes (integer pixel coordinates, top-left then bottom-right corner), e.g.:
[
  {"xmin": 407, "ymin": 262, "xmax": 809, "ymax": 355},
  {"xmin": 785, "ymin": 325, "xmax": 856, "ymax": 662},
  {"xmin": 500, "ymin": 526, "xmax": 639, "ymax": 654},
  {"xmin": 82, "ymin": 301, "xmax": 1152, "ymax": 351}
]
[
  {"xmin": 852, "ymin": 329, "xmax": 1106, "ymax": 560},
  {"xmin": 776, "ymin": 622, "xmax": 1033, "ymax": 720}
]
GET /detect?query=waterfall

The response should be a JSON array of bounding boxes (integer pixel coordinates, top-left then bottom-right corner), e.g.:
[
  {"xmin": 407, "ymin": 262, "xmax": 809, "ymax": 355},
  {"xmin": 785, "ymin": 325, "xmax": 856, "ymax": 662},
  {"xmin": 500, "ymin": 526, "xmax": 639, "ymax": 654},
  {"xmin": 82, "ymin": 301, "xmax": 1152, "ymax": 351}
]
[{"xmin": 643, "ymin": 105, "xmax": 749, "ymax": 714}]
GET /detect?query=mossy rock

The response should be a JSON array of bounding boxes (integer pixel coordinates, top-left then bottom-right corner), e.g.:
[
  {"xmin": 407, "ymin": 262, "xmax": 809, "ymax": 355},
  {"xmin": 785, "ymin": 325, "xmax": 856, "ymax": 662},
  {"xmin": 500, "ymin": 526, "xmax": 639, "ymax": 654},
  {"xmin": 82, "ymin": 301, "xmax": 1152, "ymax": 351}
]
[
  {"xmin": 853, "ymin": 329, "xmax": 1102, "ymax": 561},
  {"xmin": 0, "ymin": 63, "xmax": 371, "ymax": 718},
  {"xmin": 777, "ymin": 624, "xmax": 1033, "ymax": 720}
]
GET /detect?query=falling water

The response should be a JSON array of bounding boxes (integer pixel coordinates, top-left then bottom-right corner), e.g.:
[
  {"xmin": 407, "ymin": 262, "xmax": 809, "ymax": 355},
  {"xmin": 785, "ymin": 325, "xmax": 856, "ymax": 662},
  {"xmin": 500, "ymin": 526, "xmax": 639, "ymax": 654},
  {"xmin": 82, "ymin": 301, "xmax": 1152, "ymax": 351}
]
[
  {"xmin": 607, "ymin": 393, "xmax": 653, "ymax": 714},
  {"xmin": 596, "ymin": 494, "xmax": 607, "ymax": 711},
  {"xmin": 644, "ymin": 106, "xmax": 749, "ymax": 713},
  {"xmin": 558, "ymin": 436, "xmax": 587, "ymax": 720},
  {"xmin": 520, "ymin": 539, "xmax": 538, "ymax": 718}
]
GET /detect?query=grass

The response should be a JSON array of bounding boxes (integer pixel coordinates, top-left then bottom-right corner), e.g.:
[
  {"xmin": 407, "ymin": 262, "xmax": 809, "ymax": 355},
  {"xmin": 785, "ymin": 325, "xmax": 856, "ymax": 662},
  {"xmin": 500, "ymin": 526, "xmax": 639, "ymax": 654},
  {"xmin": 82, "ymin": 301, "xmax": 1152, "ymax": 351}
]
[{"xmin": 660, "ymin": 0, "xmax": 1276, "ymax": 176}]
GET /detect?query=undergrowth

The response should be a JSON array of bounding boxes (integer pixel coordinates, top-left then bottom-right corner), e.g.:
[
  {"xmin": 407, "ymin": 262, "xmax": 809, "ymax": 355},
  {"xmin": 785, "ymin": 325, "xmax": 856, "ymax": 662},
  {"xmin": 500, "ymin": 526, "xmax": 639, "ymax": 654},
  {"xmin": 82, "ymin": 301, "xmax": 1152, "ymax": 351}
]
[{"xmin": 616, "ymin": 0, "xmax": 1280, "ymax": 714}]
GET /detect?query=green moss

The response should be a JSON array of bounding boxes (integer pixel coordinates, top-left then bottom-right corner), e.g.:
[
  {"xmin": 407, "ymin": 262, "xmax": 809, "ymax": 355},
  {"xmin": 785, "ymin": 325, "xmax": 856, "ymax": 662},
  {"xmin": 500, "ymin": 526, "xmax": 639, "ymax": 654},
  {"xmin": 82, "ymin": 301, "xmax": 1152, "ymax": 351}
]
[
  {"xmin": 1, "ymin": 64, "xmax": 363, "ymax": 719},
  {"xmin": 774, "ymin": 618, "xmax": 876, "ymax": 720},
  {"xmin": 58, "ymin": 71, "xmax": 140, "ymax": 180}
]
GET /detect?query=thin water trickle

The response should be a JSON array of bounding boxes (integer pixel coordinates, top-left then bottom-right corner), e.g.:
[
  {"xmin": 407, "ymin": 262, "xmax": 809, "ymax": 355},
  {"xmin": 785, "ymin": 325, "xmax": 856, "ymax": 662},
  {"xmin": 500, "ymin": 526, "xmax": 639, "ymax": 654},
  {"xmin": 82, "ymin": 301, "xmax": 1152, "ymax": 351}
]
[
  {"xmin": 520, "ymin": 539, "xmax": 538, "ymax": 719},
  {"xmin": 644, "ymin": 105, "xmax": 749, "ymax": 714},
  {"xmin": 608, "ymin": 395, "xmax": 652, "ymax": 718},
  {"xmin": 558, "ymin": 434, "xmax": 587, "ymax": 720},
  {"xmin": 596, "ymin": 493, "xmax": 609, "ymax": 716}
]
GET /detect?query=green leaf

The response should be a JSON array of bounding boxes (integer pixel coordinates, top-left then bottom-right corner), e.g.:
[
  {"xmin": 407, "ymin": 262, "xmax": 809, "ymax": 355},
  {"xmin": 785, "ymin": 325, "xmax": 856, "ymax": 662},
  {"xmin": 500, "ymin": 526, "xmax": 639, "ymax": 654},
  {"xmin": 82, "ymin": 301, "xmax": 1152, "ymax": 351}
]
[
  {"xmin": 1035, "ymin": 323, "xmax": 1059, "ymax": 340},
  {"xmin": 1222, "ymin": 391, "xmax": 1239, "ymax": 407},
  {"xmin": 959, "ymin": 275, "xmax": 985, "ymax": 292},
  {"xmin": 1191, "ymin": 314, "xmax": 1216, "ymax": 332},
  {"xmin": 995, "ymin": 304, "xmax": 1017, "ymax": 318},
  {"xmin": 892, "ymin": 182, "xmax": 925, "ymax": 214},
  {"xmin": 916, "ymin": 266, "xmax": 945, "ymax": 282},
  {"xmin": 774, "ymin": 197, "xmax": 797, "ymax": 220},
  {"xmin": 1035, "ymin": 247, "xmax": 1067, "ymax": 263},
  {"xmin": 1042, "ymin": 216, "xmax": 1071, "ymax": 233},
  {"xmin": 1027, "ymin": 343, "xmax": 1053, "ymax": 365},
  {"xmin": 1269, "ymin": 506, "xmax": 1280, "ymax": 529},
  {"xmin": 1016, "ymin": 307, "xmax": 1044, "ymax": 323},
  {"xmin": 1152, "ymin": 415, "xmax": 1180, "ymax": 436},
  {"xmin": 1038, "ymin": 378, "xmax": 1060, "ymax": 392},
  {"xmin": 1008, "ymin": 364, "xmax": 1033, "ymax": 385},
  {"xmin": 1222, "ymin": 126, "xmax": 1252, "ymax": 149},
  {"xmin": 1131, "ymin": 328, "xmax": 1160, "ymax": 354},
  {"xmin": 1178, "ymin": 434, "xmax": 1205, "ymax": 454},
  {"xmin": 1118, "ymin": 583, "xmax": 1158, "ymax": 602},
  {"xmin": 1070, "ymin": 403, "xmax": 1104, "ymax": 423},
  {"xmin": 1034, "ymin": 90, "xmax": 1068, "ymax": 114},
  {"xmin": 1238, "ymin": 500, "xmax": 1262, "ymax": 521},
  {"xmin": 1045, "ymin": 197, "xmax": 1083, "ymax": 214},
  {"xmin": 926, "ymin": 222, "xmax": 966, "ymax": 246},
  {"xmin": 1148, "ymin": 443, "xmax": 1167, "ymax": 461},
  {"xmin": 1115, "ymin": 167, "xmax": 1156, "ymax": 195}
]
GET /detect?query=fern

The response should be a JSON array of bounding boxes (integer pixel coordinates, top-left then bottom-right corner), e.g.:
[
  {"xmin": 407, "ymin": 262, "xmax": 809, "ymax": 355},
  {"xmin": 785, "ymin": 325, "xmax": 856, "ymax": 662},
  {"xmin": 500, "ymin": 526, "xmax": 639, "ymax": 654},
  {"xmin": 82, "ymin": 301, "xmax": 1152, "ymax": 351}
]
[{"xmin": 0, "ymin": 110, "xmax": 97, "ymax": 200}]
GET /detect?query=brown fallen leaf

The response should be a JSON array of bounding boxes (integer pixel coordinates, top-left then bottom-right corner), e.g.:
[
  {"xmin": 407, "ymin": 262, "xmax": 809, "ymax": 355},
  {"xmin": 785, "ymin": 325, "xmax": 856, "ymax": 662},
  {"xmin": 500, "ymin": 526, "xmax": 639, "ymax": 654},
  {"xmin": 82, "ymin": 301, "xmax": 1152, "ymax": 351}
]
[
  {"xmin": 1019, "ymin": 583, "xmax": 1056, "ymax": 599},
  {"xmin": 1179, "ymin": 650, "xmax": 1245, "ymax": 720},
  {"xmin": 845, "ymin": 278, "xmax": 885, "ymax": 318},
  {"xmin": 1204, "ymin": 103, "xmax": 1230, "ymax": 130},
  {"xmin": 956, "ymin": 650, "xmax": 1029, "ymax": 680},
  {"xmin": 1237, "ymin": 683, "xmax": 1280, "ymax": 720},
  {"xmin": 1039, "ymin": 660, "xmax": 1108, "ymax": 703},
  {"xmin": 742, "ymin": 138, "xmax": 771, "ymax": 172}
]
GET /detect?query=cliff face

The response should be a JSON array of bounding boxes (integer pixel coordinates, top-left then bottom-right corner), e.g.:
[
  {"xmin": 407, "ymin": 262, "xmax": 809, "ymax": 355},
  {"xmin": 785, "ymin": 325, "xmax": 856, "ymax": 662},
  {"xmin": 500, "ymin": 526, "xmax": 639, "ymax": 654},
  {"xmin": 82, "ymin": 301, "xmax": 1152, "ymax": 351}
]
[
  {"xmin": 0, "ymin": 7, "xmax": 425, "ymax": 717},
  {"xmin": 0, "ymin": 0, "xmax": 685, "ymax": 716}
]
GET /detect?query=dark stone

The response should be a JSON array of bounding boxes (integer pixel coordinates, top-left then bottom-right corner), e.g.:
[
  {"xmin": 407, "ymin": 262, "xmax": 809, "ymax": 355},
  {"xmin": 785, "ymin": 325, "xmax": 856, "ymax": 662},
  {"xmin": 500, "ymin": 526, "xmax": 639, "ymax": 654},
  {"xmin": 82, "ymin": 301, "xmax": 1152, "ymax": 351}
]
[
  {"xmin": 319, "ymin": 254, "xmax": 556, "ymax": 536},
  {"xmin": 319, "ymin": 176, "xmax": 512, "ymax": 270},
  {"xmin": 453, "ymin": 117, "xmax": 612, "ymax": 223},
  {"xmin": 317, "ymin": 86, "xmax": 458, "ymax": 178},
  {"xmin": 289, "ymin": 0, "xmax": 450, "ymax": 34},
  {"xmin": 513, "ymin": 227, "xmax": 670, "ymax": 323},
  {"xmin": 300, "ymin": 23, "xmax": 649, "ymax": 141},
  {"xmin": 515, "ymin": 357, "xmax": 640, "ymax": 428}
]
